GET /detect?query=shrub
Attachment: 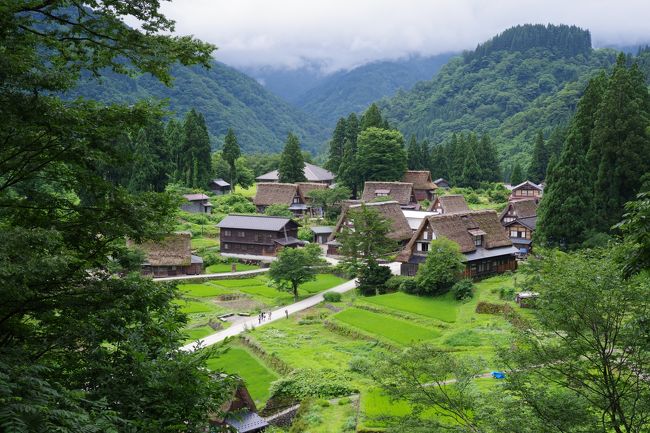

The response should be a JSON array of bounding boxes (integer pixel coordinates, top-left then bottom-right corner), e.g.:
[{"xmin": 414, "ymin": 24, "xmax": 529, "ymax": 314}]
[
  {"xmin": 269, "ymin": 369, "xmax": 356, "ymax": 401},
  {"xmin": 338, "ymin": 397, "xmax": 351, "ymax": 405},
  {"xmin": 451, "ymin": 279, "xmax": 474, "ymax": 301},
  {"xmin": 416, "ymin": 239, "xmax": 465, "ymax": 295},
  {"xmin": 385, "ymin": 275, "xmax": 418, "ymax": 294},
  {"xmin": 466, "ymin": 192, "xmax": 481, "ymax": 204},
  {"xmin": 264, "ymin": 203, "xmax": 293, "ymax": 217},
  {"xmin": 400, "ymin": 277, "xmax": 420, "ymax": 294},
  {"xmin": 499, "ymin": 287, "xmax": 515, "ymax": 301},
  {"xmin": 348, "ymin": 356, "xmax": 372, "ymax": 375},
  {"xmin": 298, "ymin": 226, "xmax": 313, "ymax": 241},
  {"xmin": 323, "ymin": 292, "xmax": 342, "ymax": 302},
  {"xmin": 385, "ymin": 275, "xmax": 404, "ymax": 293}
]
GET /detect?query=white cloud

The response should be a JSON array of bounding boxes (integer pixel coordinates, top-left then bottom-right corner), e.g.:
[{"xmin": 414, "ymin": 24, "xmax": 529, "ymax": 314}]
[{"xmin": 160, "ymin": 0, "xmax": 650, "ymax": 72}]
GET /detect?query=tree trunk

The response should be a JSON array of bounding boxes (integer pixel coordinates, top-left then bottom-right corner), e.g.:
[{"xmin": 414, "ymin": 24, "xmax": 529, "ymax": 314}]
[{"xmin": 293, "ymin": 283, "xmax": 298, "ymax": 302}]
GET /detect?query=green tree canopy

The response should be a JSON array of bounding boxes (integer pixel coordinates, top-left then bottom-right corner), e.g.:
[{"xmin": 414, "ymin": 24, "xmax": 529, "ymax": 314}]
[
  {"xmin": 180, "ymin": 108, "xmax": 213, "ymax": 188},
  {"xmin": 325, "ymin": 117, "xmax": 347, "ymax": 174},
  {"xmin": 278, "ymin": 133, "xmax": 307, "ymax": 183},
  {"xmin": 509, "ymin": 162, "xmax": 524, "ymax": 185},
  {"xmin": 356, "ymin": 128, "xmax": 407, "ymax": 183},
  {"xmin": 415, "ymin": 238, "xmax": 465, "ymax": 295},
  {"xmin": 527, "ymin": 130, "xmax": 548, "ymax": 184},
  {"xmin": 222, "ymin": 128, "xmax": 241, "ymax": 190},
  {"xmin": 269, "ymin": 244, "xmax": 324, "ymax": 301}
]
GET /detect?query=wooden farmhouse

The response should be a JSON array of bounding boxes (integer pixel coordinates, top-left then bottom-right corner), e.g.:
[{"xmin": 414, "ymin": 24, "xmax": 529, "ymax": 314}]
[
  {"xmin": 209, "ymin": 178, "xmax": 231, "ymax": 195},
  {"xmin": 500, "ymin": 199, "xmax": 538, "ymax": 254},
  {"xmin": 508, "ymin": 180, "xmax": 543, "ymax": 202},
  {"xmin": 128, "ymin": 232, "xmax": 203, "ymax": 277},
  {"xmin": 397, "ymin": 210, "xmax": 519, "ymax": 279},
  {"xmin": 427, "ymin": 194, "xmax": 470, "ymax": 215},
  {"xmin": 253, "ymin": 182, "xmax": 327, "ymax": 216},
  {"xmin": 361, "ymin": 181, "xmax": 419, "ymax": 209},
  {"xmin": 310, "ymin": 226, "xmax": 334, "ymax": 244},
  {"xmin": 402, "ymin": 170, "xmax": 438, "ymax": 201},
  {"xmin": 218, "ymin": 214, "xmax": 302, "ymax": 257},
  {"xmin": 433, "ymin": 178, "xmax": 451, "ymax": 189},
  {"xmin": 326, "ymin": 201, "xmax": 413, "ymax": 255},
  {"xmin": 210, "ymin": 379, "xmax": 268, "ymax": 433},
  {"xmin": 181, "ymin": 193, "xmax": 213, "ymax": 214},
  {"xmin": 255, "ymin": 162, "xmax": 335, "ymax": 185}
]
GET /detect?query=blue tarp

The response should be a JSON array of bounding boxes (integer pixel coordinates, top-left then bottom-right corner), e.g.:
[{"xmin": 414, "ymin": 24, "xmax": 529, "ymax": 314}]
[{"xmin": 491, "ymin": 371, "xmax": 506, "ymax": 379}]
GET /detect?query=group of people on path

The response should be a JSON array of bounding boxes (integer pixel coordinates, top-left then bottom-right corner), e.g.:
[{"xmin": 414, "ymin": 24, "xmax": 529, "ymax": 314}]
[{"xmin": 256, "ymin": 309, "xmax": 290, "ymax": 324}]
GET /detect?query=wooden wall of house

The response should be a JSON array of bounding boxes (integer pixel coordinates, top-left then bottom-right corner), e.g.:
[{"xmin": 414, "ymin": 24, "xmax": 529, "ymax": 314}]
[
  {"xmin": 463, "ymin": 256, "xmax": 517, "ymax": 279},
  {"xmin": 507, "ymin": 223, "xmax": 532, "ymax": 240}
]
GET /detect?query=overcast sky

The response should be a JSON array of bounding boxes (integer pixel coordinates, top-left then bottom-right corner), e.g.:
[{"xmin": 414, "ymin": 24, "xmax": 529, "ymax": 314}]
[{"xmin": 160, "ymin": 0, "xmax": 650, "ymax": 73}]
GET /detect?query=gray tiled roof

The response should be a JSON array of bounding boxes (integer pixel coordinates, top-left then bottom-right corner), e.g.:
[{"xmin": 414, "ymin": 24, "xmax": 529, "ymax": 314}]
[
  {"xmin": 256, "ymin": 162, "xmax": 334, "ymax": 182},
  {"xmin": 218, "ymin": 215, "xmax": 294, "ymax": 231},
  {"xmin": 225, "ymin": 410, "xmax": 268, "ymax": 433}
]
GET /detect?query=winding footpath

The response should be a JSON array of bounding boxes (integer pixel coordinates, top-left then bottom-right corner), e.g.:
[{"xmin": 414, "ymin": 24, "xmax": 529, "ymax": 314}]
[{"xmin": 180, "ymin": 279, "xmax": 357, "ymax": 352}]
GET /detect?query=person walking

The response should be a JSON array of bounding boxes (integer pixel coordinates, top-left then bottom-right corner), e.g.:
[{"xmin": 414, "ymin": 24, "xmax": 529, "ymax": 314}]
[
  {"xmin": 258, "ymin": 313, "xmax": 261, "ymax": 324},
  {"xmin": 268, "ymin": 310, "xmax": 272, "ymax": 320},
  {"xmin": 285, "ymin": 309, "xmax": 289, "ymax": 319}
]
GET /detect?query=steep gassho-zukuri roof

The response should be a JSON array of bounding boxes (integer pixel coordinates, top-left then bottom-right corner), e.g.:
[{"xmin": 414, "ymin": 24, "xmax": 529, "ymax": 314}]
[
  {"xmin": 296, "ymin": 182, "xmax": 328, "ymax": 200},
  {"xmin": 402, "ymin": 170, "xmax": 438, "ymax": 191},
  {"xmin": 361, "ymin": 181, "xmax": 415, "ymax": 206},
  {"xmin": 255, "ymin": 162, "xmax": 334, "ymax": 183},
  {"xmin": 427, "ymin": 194, "xmax": 470, "ymax": 214},
  {"xmin": 253, "ymin": 182, "xmax": 297, "ymax": 206},
  {"xmin": 329, "ymin": 201, "xmax": 413, "ymax": 243},
  {"xmin": 128, "ymin": 232, "xmax": 192, "ymax": 267},
  {"xmin": 500, "ymin": 198, "xmax": 538, "ymax": 220},
  {"xmin": 217, "ymin": 214, "xmax": 296, "ymax": 231},
  {"xmin": 398, "ymin": 210, "xmax": 513, "ymax": 262}
]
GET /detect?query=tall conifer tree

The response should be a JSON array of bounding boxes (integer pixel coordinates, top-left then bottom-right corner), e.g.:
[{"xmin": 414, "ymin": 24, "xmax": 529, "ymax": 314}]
[
  {"xmin": 477, "ymin": 134, "xmax": 501, "ymax": 182},
  {"xmin": 527, "ymin": 131, "xmax": 548, "ymax": 184},
  {"xmin": 337, "ymin": 138, "xmax": 361, "ymax": 198},
  {"xmin": 510, "ymin": 162, "xmax": 524, "ymax": 186},
  {"xmin": 360, "ymin": 103, "xmax": 384, "ymax": 130},
  {"xmin": 461, "ymin": 143, "xmax": 482, "ymax": 188},
  {"xmin": 278, "ymin": 133, "xmax": 307, "ymax": 183},
  {"xmin": 407, "ymin": 135, "xmax": 420, "ymax": 170},
  {"xmin": 181, "ymin": 109, "xmax": 212, "ymax": 188},
  {"xmin": 222, "ymin": 128, "xmax": 240, "ymax": 192},
  {"xmin": 326, "ymin": 117, "xmax": 347, "ymax": 174}
]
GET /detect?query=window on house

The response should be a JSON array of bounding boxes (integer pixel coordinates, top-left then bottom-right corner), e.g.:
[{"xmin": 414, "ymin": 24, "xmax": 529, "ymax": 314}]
[
  {"xmin": 238, "ymin": 231, "xmax": 245, "ymax": 237},
  {"xmin": 474, "ymin": 235, "xmax": 483, "ymax": 247},
  {"xmin": 224, "ymin": 230, "xmax": 231, "ymax": 237},
  {"xmin": 223, "ymin": 243, "xmax": 229, "ymax": 250},
  {"xmin": 422, "ymin": 231, "xmax": 428, "ymax": 240},
  {"xmin": 293, "ymin": 196, "xmax": 301, "ymax": 203},
  {"xmin": 510, "ymin": 230, "xmax": 518, "ymax": 237},
  {"xmin": 417, "ymin": 242, "xmax": 429, "ymax": 252}
]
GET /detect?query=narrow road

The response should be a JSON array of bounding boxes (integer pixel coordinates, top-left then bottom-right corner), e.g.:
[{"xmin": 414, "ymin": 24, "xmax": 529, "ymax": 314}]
[
  {"xmin": 180, "ymin": 279, "xmax": 357, "ymax": 351},
  {"xmin": 153, "ymin": 268, "xmax": 268, "ymax": 282}
]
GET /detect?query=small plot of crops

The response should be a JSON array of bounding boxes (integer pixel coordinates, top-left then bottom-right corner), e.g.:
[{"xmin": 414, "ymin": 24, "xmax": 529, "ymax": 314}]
[
  {"xmin": 205, "ymin": 262, "xmax": 258, "ymax": 273},
  {"xmin": 364, "ymin": 291, "xmax": 459, "ymax": 323},
  {"xmin": 190, "ymin": 236, "xmax": 219, "ymax": 250},
  {"xmin": 333, "ymin": 308, "xmax": 440, "ymax": 345},
  {"xmin": 206, "ymin": 347, "xmax": 278, "ymax": 405}
]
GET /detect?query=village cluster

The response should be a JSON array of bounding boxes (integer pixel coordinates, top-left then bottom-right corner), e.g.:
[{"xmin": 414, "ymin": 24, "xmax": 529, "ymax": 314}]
[{"xmin": 131, "ymin": 161, "xmax": 542, "ymax": 283}]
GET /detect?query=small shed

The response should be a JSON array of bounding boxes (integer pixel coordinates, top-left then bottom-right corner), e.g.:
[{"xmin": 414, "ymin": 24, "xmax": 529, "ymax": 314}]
[
  {"xmin": 311, "ymin": 226, "xmax": 334, "ymax": 244},
  {"xmin": 515, "ymin": 291, "xmax": 539, "ymax": 308},
  {"xmin": 433, "ymin": 178, "xmax": 451, "ymax": 189},
  {"xmin": 210, "ymin": 178, "xmax": 231, "ymax": 195},
  {"xmin": 181, "ymin": 193, "xmax": 213, "ymax": 214}
]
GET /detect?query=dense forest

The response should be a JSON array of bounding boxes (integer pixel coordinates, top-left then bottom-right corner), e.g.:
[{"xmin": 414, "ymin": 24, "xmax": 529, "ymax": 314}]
[
  {"xmin": 379, "ymin": 24, "xmax": 629, "ymax": 168},
  {"xmin": 68, "ymin": 60, "xmax": 329, "ymax": 153}
]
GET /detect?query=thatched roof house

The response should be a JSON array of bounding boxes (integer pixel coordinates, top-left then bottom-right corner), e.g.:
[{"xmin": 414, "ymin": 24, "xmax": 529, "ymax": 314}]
[
  {"xmin": 398, "ymin": 210, "xmax": 518, "ymax": 278},
  {"xmin": 255, "ymin": 162, "xmax": 334, "ymax": 185},
  {"xmin": 500, "ymin": 199, "xmax": 538, "ymax": 223},
  {"xmin": 501, "ymin": 198, "xmax": 539, "ymax": 255},
  {"xmin": 128, "ymin": 232, "xmax": 203, "ymax": 277},
  {"xmin": 427, "ymin": 194, "xmax": 470, "ymax": 214},
  {"xmin": 402, "ymin": 170, "xmax": 437, "ymax": 201},
  {"xmin": 210, "ymin": 379, "xmax": 268, "ymax": 433},
  {"xmin": 361, "ymin": 181, "xmax": 418, "ymax": 208},
  {"xmin": 253, "ymin": 182, "xmax": 328, "ymax": 216}
]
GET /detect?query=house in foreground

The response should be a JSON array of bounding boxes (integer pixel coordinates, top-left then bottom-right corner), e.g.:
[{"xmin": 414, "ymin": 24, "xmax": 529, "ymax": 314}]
[
  {"xmin": 500, "ymin": 199, "xmax": 538, "ymax": 254},
  {"xmin": 255, "ymin": 162, "xmax": 335, "ymax": 185},
  {"xmin": 253, "ymin": 182, "xmax": 328, "ymax": 216},
  {"xmin": 507, "ymin": 180, "xmax": 543, "ymax": 202},
  {"xmin": 210, "ymin": 379, "xmax": 268, "ymax": 433},
  {"xmin": 402, "ymin": 170, "xmax": 438, "ymax": 201},
  {"xmin": 128, "ymin": 232, "xmax": 203, "ymax": 277},
  {"xmin": 181, "ymin": 193, "xmax": 213, "ymax": 214},
  {"xmin": 397, "ymin": 210, "xmax": 519, "ymax": 279},
  {"xmin": 427, "ymin": 194, "xmax": 470, "ymax": 215},
  {"xmin": 360, "ymin": 181, "xmax": 419, "ymax": 209},
  {"xmin": 209, "ymin": 178, "xmax": 231, "ymax": 195},
  {"xmin": 218, "ymin": 215, "xmax": 302, "ymax": 257},
  {"xmin": 326, "ymin": 201, "xmax": 413, "ymax": 255}
]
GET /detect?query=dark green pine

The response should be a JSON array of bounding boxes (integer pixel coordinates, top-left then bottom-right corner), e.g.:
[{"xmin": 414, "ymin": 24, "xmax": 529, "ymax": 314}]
[{"xmin": 278, "ymin": 132, "xmax": 307, "ymax": 183}]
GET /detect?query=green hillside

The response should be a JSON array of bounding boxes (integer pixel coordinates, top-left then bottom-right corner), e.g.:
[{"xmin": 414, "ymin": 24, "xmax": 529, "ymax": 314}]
[
  {"xmin": 379, "ymin": 24, "xmax": 621, "ymax": 167},
  {"xmin": 296, "ymin": 54, "xmax": 454, "ymax": 125},
  {"xmin": 68, "ymin": 61, "xmax": 329, "ymax": 154}
]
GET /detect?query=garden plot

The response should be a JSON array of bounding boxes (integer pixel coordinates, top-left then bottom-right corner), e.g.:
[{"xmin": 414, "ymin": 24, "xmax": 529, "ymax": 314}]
[
  {"xmin": 363, "ymin": 291, "xmax": 459, "ymax": 322},
  {"xmin": 333, "ymin": 308, "xmax": 441, "ymax": 345}
]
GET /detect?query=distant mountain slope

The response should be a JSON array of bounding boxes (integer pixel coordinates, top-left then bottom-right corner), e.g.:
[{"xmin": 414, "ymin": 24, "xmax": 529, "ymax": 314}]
[
  {"xmin": 68, "ymin": 61, "xmax": 329, "ymax": 154},
  {"xmin": 379, "ymin": 24, "xmax": 621, "ymax": 167},
  {"xmin": 239, "ymin": 63, "xmax": 327, "ymax": 104},
  {"xmin": 294, "ymin": 54, "xmax": 455, "ymax": 125}
]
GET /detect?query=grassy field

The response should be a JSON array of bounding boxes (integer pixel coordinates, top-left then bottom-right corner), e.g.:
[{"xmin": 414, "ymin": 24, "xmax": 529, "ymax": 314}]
[
  {"xmin": 205, "ymin": 262, "xmax": 258, "ymax": 273},
  {"xmin": 364, "ymin": 291, "xmax": 458, "ymax": 322},
  {"xmin": 190, "ymin": 236, "xmax": 219, "ymax": 250},
  {"xmin": 206, "ymin": 347, "xmax": 278, "ymax": 405},
  {"xmin": 334, "ymin": 308, "xmax": 441, "ymax": 345}
]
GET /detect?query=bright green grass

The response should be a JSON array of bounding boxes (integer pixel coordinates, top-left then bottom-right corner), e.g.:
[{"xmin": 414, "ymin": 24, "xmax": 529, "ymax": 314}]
[
  {"xmin": 173, "ymin": 299, "xmax": 223, "ymax": 314},
  {"xmin": 334, "ymin": 308, "xmax": 440, "ymax": 345},
  {"xmin": 301, "ymin": 274, "xmax": 346, "ymax": 293},
  {"xmin": 305, "ymin": 399, "xmax": 357, "ymax": 433},
  {"xmin": 362, "ymin": 387, "xmax": 412, "ymax": 422},
  {"xmin": 190, "ymin": 237, "xmax": 219, "ymax": 250},
  {"xmin": 184, "ymin": 326, "xmax": 215, "ymax": 342},
  {"xmin": 178, "ymin": 283, "xmax": 231, "ymax": 298},
  {"xmin": 206, "ymin": 347, "xmax": 278, "ymax": 404},
  {"xmin": 364, "ymin": 292, "xmax": 458, "ymax": 323},
  {"xmin": 236, "ymin": 184, "xmax": 257, "ymax": 198},
  {"xmin": 206, "ymin": 262, "xmax": 258, "ymax": 273},
  {"xmin": 216, "ymin": 277, "xmax": 269, "ymax": 288}
]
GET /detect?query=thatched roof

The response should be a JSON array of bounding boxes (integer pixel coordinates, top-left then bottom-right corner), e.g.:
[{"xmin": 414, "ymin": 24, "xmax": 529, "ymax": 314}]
[
  {"xmin": 398, "ymin": 210, "xmax": 513, "ymax": 262},
  {"xmin": 402, "ymin": 171, "xmax": 437, "ymax": 191},
  {"xmin": 253, "ymin": 183, "xmax": 297, "ymax": 206},
  {"xmin": 297, "ymin": 182, "xmax": 328, "ymax": 201},
  {"xmin": 500, "ymin": 199, "xmax": 538, "ymax": 221},
  {"xmin": 129, "ymin": 232, "xmax": 192, "ymax": 266},
  {"xmin": 427, "ymin": 195, "xmax": 470, "ymax": 214},
  {"xmin": 361, "ymin": 182, "xmax": 416, "ymax": 206},
  {"xmin": 329, "ymin": 201, "xmax": 413, "ymax": 243},
  {"xmin": 255, "ymin": 162, "xmax": 334, "ymax": 183}
]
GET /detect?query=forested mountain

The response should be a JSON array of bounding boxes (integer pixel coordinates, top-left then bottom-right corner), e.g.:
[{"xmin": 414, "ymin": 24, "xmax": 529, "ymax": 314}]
[
  {"xmin": 239, "ymin": 63, "xmax": 327, "ymax": 103},
  {"xmin": 294, "ymin": 54, "xmax": 455, "ymax": 125},
  {"xmin": 68, "ymin": 60, "xmax": 329, "ymax": 153},
  {"xmin": 379, "ymin": 24, "xmax": 623, "ymax": 168}
]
